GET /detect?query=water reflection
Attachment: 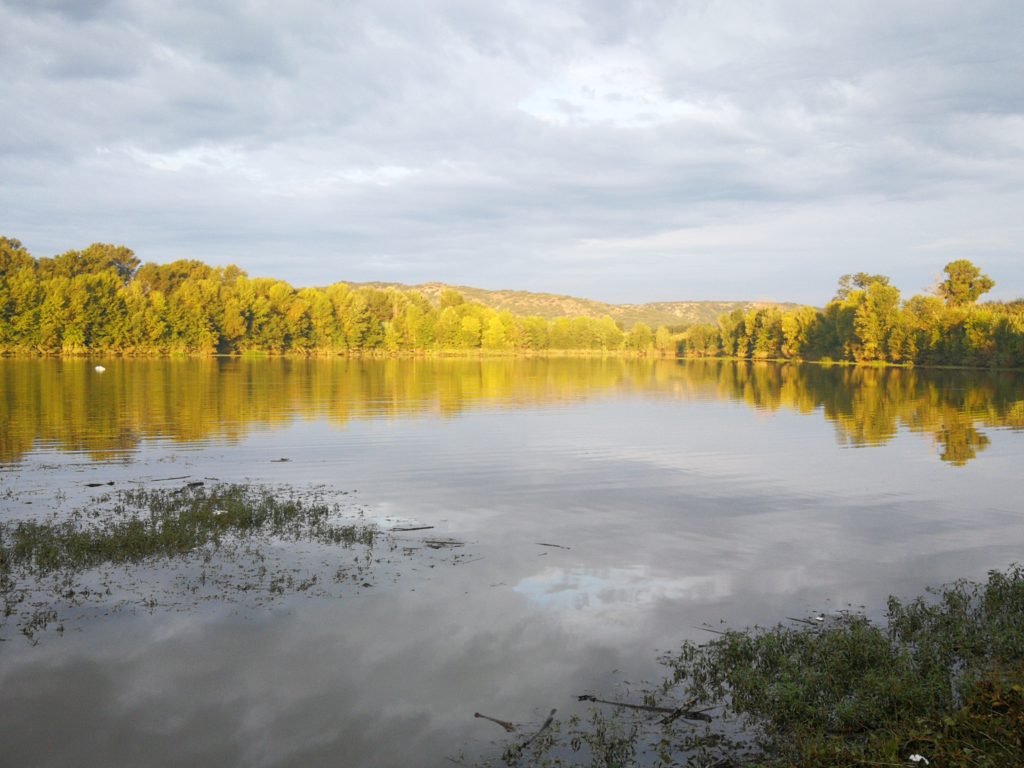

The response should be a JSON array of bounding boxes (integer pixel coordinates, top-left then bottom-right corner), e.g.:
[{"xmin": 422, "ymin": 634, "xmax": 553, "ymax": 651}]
[{"xmin": 1, "ymin": 358, "xmax": 1021, "ymax": 466}]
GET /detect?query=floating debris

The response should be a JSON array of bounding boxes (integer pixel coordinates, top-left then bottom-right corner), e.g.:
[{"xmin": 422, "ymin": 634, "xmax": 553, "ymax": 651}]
[
  {"xmin": 474, "ymin": 712, "xmax": 517, "ymax": 733},
  {"xmin": 423, "ymin": 539, "xmax": 464, "ymax": 549},
  {"xmin": 519, "ymin": 709, "xmax": 557, "ymax": 749}
]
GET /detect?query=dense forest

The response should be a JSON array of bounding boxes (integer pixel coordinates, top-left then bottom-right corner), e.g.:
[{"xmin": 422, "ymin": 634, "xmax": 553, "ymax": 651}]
[
  {"xmin": 0, "ymin": 238, "xmax": 665, "ymax": 356},
  {"xmin": 682, "ymin": 263, "xmax": 1024, "ymax": 368},
  {"xmin": 1, "ymin": 236, "xmax": 1022, "ymax": 366}
]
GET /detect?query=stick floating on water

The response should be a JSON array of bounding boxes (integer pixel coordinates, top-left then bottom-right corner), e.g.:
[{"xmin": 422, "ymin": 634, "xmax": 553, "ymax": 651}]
[{"xmin": 473, "ymin": 712, "xmax": 517, "ymax": 732}]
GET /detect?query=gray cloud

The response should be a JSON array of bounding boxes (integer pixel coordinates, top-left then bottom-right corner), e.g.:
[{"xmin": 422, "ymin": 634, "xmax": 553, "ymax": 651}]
[{"xmin": 1, "ymin": 0, "xmax": 1021, "ymax": 303}]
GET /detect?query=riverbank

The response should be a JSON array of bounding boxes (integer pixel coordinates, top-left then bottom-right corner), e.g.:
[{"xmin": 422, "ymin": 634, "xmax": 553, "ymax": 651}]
[
  {"xmin": 492, "ymin": 567, "xmax": 1024, "ymax": 768},
  {"xmin": 3, "ymin": 349, "xmax": 1023, "ymax": 373}
]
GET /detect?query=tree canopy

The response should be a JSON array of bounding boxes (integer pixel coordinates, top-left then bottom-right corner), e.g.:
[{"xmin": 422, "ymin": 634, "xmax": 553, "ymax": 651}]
[
  {"xmin": 0, "ymin": 238, "xmax": 667, "ymax": 357},
  {"xmin": 937, "ymin": 259, "xmax": 995, "ymax": 307},
  {"xmin": 1, "ymin": 238, "xmax": 1019, "ymax": 368}
]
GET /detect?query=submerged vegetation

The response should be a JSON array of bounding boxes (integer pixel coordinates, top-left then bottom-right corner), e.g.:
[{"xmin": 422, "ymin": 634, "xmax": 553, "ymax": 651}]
[
  {"xmin": 491, "ymin": 567, "xmax": 1024, "ymax": 768},
  {"xmin": 0, "ymin": 483, "xmax": 448, "ymax": 642},
  {"xmin": 3, "ymin": 484, "xmax": 374, "ymax": 573}
]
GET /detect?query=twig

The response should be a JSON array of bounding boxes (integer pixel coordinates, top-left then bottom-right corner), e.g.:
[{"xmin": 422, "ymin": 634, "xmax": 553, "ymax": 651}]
[
  {"xmin": 578, "ymin": 694, "xmax": 676, "ymax": 715},
  {"xmin": 474, "ymin": 712, "xmax": 517, "ymax": 732},
  {"xmin": 535, "ymin": 542, "xmax": 570, "ymax": 549},
  {"xmin": 660, "ymin": 704, "xmax": 714, "ymax": 724},
  {"xmin": 128, "ymin": 475, "xmax": 190, "ymax": 484},
  {"xmin": 693, "ymin": 625, "xmax": 728, "ymax": 635},
  {"xmin": 578, "ymin": 694, "xmax": 714, "ymax": 723},
  {"xmin": 520, "ymin": 709, "xmax": 557, "ymax": 749}
]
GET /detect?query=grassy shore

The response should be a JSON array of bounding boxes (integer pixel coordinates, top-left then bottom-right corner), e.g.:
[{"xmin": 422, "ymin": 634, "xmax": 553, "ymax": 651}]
[{"xmin": 496, "ymin": 567, "xmax": 1024, "ymax": 768}]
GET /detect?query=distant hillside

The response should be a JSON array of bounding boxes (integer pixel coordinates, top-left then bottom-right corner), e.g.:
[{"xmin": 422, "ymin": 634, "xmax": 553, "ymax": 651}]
[{"xmin": 354, "ymin": 281, "xmax": 796, "ymax": 329}]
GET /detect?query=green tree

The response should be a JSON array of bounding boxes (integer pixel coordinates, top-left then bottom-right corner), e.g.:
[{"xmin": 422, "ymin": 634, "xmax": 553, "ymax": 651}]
[
  {"xmin": 780, "ymin": 306, "xmax": 821, "ymax": 359},
  {"xmin": 834, "ymin": 272, "xmax": 891, "ymax": 301},
  {"xmin": 937, "ymin": 260, "xmax": 995, "ymax": 307},
  {"xmin": 481, "ymin": 316, "xmax": 508, "ymax": 350},
  {"xmin": 625, "ymin": 322, "xmax": 653, "ymax": 353},
  {"xmin": 0, "ymin": 237, "xmax": 34, "ymax": 276},
  {"xmin": 458, "ymin": 315, "xmax": 482, "ymax": 348},
  {"xmin": 438, "ymin": 288, "xmax": 465, "ymax": 309},
  {"xmin": 654, "ymin": 325, "xmax": 676, "ymax": 357}
]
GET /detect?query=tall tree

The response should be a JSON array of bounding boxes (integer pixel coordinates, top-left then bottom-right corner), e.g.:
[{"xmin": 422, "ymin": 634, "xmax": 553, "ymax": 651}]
[
  {"xmin": 937, "ymin": 260, "xmax": 995, "ymax": 307},
  {"xmin": 834, "ymin": 272, "xmax": 891, "ymax": 301}
]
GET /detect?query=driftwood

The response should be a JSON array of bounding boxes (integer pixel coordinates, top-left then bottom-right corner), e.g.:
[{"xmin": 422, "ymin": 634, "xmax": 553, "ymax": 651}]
[
  {"xmin": 128, "ymin": 475, "xmax": 190, "ymax": 484},
  {"xmin": 535, "ymin": 542, "xmax": 570, "ymax": 549},
  {"xmin": 693, "ymin": 625, "xmax": 728, "ymax": 635},
  {"xmin": 474, "ymin": 712, "xmax": 516, "ymax": 732},
  {"xmin": 577, "ymin": 694, "xmax": 713, "ymax": 723},
  {"xmin": 392, "ymin": 525, "xmax": 435, "ymax": 532},
  {"xmin": 520, "ymin": 709, "xmax": 557, "ymax": 749}
]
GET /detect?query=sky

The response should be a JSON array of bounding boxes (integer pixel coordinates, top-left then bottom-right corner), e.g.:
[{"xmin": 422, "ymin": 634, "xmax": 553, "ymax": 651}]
[{"xmin": 1, "ymin": 0, "xmax": 1022, "ymax": 304}]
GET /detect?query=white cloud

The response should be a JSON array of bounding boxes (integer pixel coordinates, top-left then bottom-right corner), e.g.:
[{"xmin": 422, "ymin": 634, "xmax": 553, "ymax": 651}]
[{"xmin": 1, "ymin": 0, "xmax": 1021, "ymax": 302}]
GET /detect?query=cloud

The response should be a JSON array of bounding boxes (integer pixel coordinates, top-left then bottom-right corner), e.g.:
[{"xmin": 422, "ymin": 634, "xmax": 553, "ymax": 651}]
[{"xmin": 0, "ymin": 0, "xmax": 1021, "ymax": 302}]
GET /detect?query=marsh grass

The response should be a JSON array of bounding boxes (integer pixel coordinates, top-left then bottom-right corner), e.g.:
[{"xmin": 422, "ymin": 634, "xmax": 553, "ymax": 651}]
[
  {"xmin": 492, "ymin": 567, "xmax": 1024, "ymax": 767},
  {"xmin": 3, "ymin": 484, "xmax": 374, "ymax": 574},
  {"xmin": 0, "ymin": 484, "xmax": 387, "ymax": 641}
]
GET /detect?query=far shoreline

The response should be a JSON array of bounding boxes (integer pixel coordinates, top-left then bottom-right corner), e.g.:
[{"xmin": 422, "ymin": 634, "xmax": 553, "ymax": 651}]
[{"xmin": 2, "ymin": 349, "xmax": 1023, "ymax": 372}]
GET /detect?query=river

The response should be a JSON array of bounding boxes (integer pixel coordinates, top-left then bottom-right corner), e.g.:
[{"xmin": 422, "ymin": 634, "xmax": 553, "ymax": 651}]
[{"xmin": 1, "ymin": 357, "xmax": 1022, "ymax": 766}]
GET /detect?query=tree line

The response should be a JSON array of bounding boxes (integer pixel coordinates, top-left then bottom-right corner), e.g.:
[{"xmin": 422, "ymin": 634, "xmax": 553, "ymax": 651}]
[
  {"xmin": 683, "ymin": 261, "xmax": 1024, "ymax": 368},
  {"xmin": 1, "ymin": 237, "xmax": 1020, "ymax": 366},
  {"xmin": 0, "ymin": 238, "xmax": 670, "ymax": 355}
]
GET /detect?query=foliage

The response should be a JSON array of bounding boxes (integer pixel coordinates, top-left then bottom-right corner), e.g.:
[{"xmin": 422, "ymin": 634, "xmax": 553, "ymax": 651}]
[
  {"xmin": 0, "ymin": 238, "xmax": 673, "ymax": 356},
  {"xmin": 2, "ymin": 240, "xmax": 1020, "ymax": 367},
  {"xmin": 682, "ymin": 261, "xmax": 1023, "ymax": 368},
  {"xmin": 939, "ymin": 259, "xmax": 996, "ymax": 307}
]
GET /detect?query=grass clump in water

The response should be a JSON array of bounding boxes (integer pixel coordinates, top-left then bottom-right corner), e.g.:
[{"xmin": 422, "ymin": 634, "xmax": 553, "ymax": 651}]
[
  {"xmin": 0, "ymin": 484, "xmax": 384, "ymax": 641},
  {"xmin": 2, "ymin": 484, "xmax": 375, "ymax": 574},
  {"xmin": 493, "ymin": 566, "xmax": 1024, "ymax": 768}
]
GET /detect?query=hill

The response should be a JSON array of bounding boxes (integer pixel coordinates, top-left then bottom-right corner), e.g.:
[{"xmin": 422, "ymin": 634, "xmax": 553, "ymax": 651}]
[{"xmin": 353, "ymin": 281, "xmax": 796, "ymax": 329}]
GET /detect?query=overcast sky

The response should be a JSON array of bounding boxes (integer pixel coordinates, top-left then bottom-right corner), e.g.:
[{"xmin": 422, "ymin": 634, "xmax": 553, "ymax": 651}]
[{"xmin": 1, "ymin": 0, "xmax": 1021, "ymax": 303}]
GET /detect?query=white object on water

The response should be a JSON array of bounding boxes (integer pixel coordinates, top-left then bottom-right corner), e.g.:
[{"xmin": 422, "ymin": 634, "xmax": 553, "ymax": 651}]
[{"xmin": 94, "ymin": 365, "xmax": 106, "ymax": 373}]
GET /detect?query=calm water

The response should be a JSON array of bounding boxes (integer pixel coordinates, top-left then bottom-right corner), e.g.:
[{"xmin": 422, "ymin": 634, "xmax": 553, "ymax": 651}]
[{"xmin": 1, "ymin": 358, "xmax": 1023, "ymax": 767}]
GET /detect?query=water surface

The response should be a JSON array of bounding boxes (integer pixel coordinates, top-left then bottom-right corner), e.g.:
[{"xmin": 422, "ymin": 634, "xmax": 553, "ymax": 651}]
[{"xmin": 1, "ymin": 358, "xmax": 1023, "ymax": 767}]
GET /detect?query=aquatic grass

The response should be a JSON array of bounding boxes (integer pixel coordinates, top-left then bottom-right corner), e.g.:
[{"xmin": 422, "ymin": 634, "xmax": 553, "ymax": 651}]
[
  {"xmin": 489, "ymin": 566, "xmax": 1024, "ymax": 767},
  {"xmin": 0, "ymin": 484, "xmax": 386, "ymax": 641},
  {"xmin": 2, "ymin": 485, "xmax": 375, "ymax": 574}
]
